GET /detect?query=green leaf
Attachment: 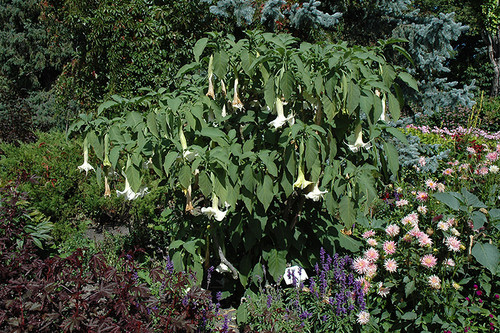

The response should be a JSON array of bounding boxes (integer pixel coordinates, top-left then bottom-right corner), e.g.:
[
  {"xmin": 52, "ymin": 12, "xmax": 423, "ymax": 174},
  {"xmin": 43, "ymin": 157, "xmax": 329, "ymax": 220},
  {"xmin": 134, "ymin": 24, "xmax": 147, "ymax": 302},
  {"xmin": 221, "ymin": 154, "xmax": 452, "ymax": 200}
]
[
  {"xmin": 385, "ymin": 127, "xmax": 408, "ymax": 145},
  {"xmin": 213, "ymin": 51, "xmax": 229, "ymax": 78},
  {"xmin": 200, "ymin": 127, "xmax": 226, "ymax": 140},
  {"xmin": 183, "ymin": 240, "xmax": 199, "ymax": 256},
  {"xmin": 461, "ymin": 188, "xmax": 487, "ymax": 208},
  {"xmin": 125, "ymin": 164, "xmax": 141, "ymax": 192},
  {"xmin": 147, "ymin": 112, "xmax": 159, "ymax": 138},
  {"xmin": 264, "ymin": 78, "xmax": 275, "ymax": 110},
  {"xmin": 471, "ymin": 242, "xmax": 499, "ymax": 275},
  {"xmin": 305, "ymin": 136, "xmax": 319, "ymax": 171},
  {"xmin": 405, "ymin": 280, "xmax": 415, "ymax": 297},
  {"xmin": 193, "ymin": 38, "xmax": 208, "ymax": 63},
  {"xmin": 489, "ymin": 208, "xmax": 500, "ymax": 221},
  {"xmin": 433, "ymin": 192, "xmax": 460, "ymax": 211},
  {"xmin": 388, "ymin": 93, "xmax": 400, "ymax": 121},
  {"xmin": 198, "ymin": 171, "xmax": 212, "ymax": 198},
  {"xmin": 337, "ymin": 231, "xmax": 362, "ymax": 252},
  {"xmin": 471, "ymin": 211, "xmax": 487, "ymax": 230},
  {"xmin": 257, "ymin": 175, "xmax": 274, "ymax": 211},
  {"xmin": 178, "ymin": 165, "xmax": 192, "ymax": 190},
  {"xmin": 383, "ymin": 141, "xmax": 399, "ymax": 176},
  {"xmin": 267, "ymin": 249, "xmax": 287, "ymax": 282},
  {"xmin": 280, "ymin": 70, "xmax": 294, "ymax": 100},
  {"xmin": 339, "ymin": 196, "xmax": 356, "ymax": 229},
  {"xmin": 398, "ymin": 72, "xmax": 418, "ymax": 91},
  {"xmin": 347, "ymin": 81, "xmax": 360, "ymax": 115},
  {"xmin": 163, "ymin": 151, "xmax": 178, "ymax": 176},
  {"xmin": 237, "ymin": 304, "xmax": 248, "ymax": 324},
  {"xmin": 242, "ymin": 165, "xmax": 255, "ymax": 191},
  {"xmin": 401, "ymin": 312, "xmax": 417, "ymax": 320},
  {"xmin": 97, "ymin": 100, "xmax": 118, "ymax": 115}
]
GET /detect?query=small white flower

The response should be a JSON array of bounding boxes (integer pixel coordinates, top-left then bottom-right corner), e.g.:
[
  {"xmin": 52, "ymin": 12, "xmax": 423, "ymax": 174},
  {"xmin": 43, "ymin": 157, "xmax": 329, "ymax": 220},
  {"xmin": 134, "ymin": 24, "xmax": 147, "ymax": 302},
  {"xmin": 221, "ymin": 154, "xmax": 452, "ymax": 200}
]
[
  {"xmin": 357, "ymin": 311, "xmax": 370, "ymax": 325},
  {"xmin": 283, "ymin": 265, "xmax": 308, "ymax": 285},
  {"xmin": 116, "ymin": 177, "xmax": 148, "ymax": 201},
  {"xmin": 269, "ymin": 97, "xmax": 294, "ymax": 129},
  {"xmin": 490, "ymin": 165, "xmax": 499, "ymax": 174},
  {"xmin": 347, "ymin": 124, "xmax": 371, "ymax": 152},
  {"xmin": 201, "ymin": 196, "xmax": 228, "ymax": 221},
  {"xmin": 305, "ymin": 184, "xmax": 328, "ymax": 201},
  {"xmin": 183, "ymin": 150, "xmax": 198, "ymax": 162},
  {"xmin": 77, "ymin": 138, "xmax": 95, "ymax": 175}
]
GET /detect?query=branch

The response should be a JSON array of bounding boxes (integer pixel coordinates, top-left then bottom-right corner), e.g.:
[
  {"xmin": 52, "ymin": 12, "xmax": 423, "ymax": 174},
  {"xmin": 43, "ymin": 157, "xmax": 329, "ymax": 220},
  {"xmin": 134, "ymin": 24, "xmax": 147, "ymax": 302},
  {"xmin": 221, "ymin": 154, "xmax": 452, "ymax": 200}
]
[{"xmin": 213, "ymin": 235, "xmax": 238, "ymax": 280}]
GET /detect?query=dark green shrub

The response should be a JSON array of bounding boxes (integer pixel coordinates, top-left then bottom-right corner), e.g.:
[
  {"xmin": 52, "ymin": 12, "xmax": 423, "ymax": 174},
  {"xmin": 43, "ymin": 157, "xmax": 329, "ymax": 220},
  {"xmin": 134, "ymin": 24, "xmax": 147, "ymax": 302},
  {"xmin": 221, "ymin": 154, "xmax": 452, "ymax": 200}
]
[{"xmin": 0, "ymin": 131, "xmax": 122, "ymax": 241}]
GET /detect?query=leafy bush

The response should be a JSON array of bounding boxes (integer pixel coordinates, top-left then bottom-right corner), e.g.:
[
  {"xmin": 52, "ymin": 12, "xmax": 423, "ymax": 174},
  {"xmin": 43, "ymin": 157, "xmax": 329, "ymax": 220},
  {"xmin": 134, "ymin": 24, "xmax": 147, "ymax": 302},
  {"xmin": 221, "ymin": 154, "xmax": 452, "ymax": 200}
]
[
  {"xmin": 0, "ymin": 131, "xmax": 122, "ymax": 241},
  {"xmin": 72, "ymin": 30, "xmax": 417, "ymax": 288}
]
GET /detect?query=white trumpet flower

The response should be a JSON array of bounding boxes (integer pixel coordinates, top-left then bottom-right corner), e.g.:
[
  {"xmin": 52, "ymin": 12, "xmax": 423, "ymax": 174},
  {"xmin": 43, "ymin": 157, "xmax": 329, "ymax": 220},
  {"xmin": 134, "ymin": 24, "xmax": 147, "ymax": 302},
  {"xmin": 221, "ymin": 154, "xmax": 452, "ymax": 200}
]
[
  {"xmin": 180, "ymin": 128, "xmax": 198, "ymax": 161},
  {"xmin": 269, "ymin": 97, "xmax": 294, "ymax": 129},
  {"xmin": 347, "ymin": 123, "xmax": 371, "ymax": 152},
  {"xmin": 77, "ymin": 137, "xmax": 95, "ymax": 175},
  {"xmin": 232, "ymin": 78, "xmax": 243, "ymax": 110},
  {"xmin": 116, "ymin": 177, "xmax": 148, "ymax": 201},
  {"xmin": 206, "ymin": 73, "xmax": 215, "ymax": 100},
  {"xmin": 104, "ymin": 175, "xmax": 111, "ymax": 197},
  {"xmin": 293, "ymin": 165, "xmax": 313, "ymax": 190},
  {"xmin": 375, "ymin": 89, "xmax": 387, "ymax": 122},
  {"xmin": 201, "ymin": 196, "xmax": 228, "ymax": 221},
  {"xmin": 305, "ymin": 184, "xmax": 328, "ymax": 201}
]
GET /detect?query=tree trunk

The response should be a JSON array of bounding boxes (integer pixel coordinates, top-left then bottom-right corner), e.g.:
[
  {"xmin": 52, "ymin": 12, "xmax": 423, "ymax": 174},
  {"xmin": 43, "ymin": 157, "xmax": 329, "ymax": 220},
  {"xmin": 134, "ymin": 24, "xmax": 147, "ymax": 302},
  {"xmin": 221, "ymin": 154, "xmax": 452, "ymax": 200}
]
[{"xmin": 484, "ymin": 27, "xmax": 500, "ymax": 97}]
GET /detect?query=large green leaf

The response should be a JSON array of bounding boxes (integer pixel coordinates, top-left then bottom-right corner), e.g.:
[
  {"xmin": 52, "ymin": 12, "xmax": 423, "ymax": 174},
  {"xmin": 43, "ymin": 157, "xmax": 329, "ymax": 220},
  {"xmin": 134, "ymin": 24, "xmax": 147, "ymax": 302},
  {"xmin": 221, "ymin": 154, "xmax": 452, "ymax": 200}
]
[
  {"xmin": 471, "ymin": 242, "xmax": 499, "ymax": 275},
  {"xmin": 398, "ymin": 72, "xmax": 419, "ymax": 91},
  {"xmin": 387, "ymin": 92, "xmax": 400, "ymax": 121},
  {"xmin": 461, "ymin": 188, "xmax": 487, "ymax": 209},
  {"xmin": 339, "ymin": 196, "xmax": 356, "ymax": 229},
  {"xmin": 125, "ymin": 164, "xmax": 141, "ymax": 192},
  {"xmin": 257, "ymin": 175, "xmax": 274, "ymax": 211},
  {"xmin": 267, "ymin": 249, "xmax": 287, "ymax": 282},
  {"xmin": 471, "ymin": 211, "xmax": 487, "ymax": 230},
  {"xmin": 213, "ymin": 51, "xmax": 229, "ymax": 78},
  {"xmin": 433, "ymin": 192, "xmax": 460, "ymax": 211},
  {"xmin": 178, "ymin": 165, "xmax": 192, "ymax": 190},
  {"xmin": 193, "ymin": 37, "xmax": 208, "ymax": 63},
  {"xmin": 383, "ymin": 141, "xmax": 399, "ymax": 176}
]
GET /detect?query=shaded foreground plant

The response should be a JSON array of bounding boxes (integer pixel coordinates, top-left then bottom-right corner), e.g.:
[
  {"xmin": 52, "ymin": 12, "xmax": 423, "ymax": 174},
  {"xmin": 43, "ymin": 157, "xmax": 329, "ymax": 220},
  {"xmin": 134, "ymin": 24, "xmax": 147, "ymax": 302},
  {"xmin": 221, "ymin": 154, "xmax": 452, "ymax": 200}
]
[{"xmin": 0, "ymin": 183, "xmax": 220, "ymax": 332}]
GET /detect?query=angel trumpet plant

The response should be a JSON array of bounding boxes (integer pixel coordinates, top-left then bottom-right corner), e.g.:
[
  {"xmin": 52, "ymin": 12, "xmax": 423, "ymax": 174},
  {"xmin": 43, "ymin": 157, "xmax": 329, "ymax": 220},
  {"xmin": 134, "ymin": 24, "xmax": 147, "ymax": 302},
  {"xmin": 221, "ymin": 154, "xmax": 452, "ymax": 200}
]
[
  {"xmin": 347, "ymin": 123, "xmax": 371, "ymax": 152},
  {"xmin": 77, "ymin": 137, "xmax": 95, "ymax": 175},
  {"xmin": 269, "ymin": 97, "xmax": 294, "ymax": 129}
]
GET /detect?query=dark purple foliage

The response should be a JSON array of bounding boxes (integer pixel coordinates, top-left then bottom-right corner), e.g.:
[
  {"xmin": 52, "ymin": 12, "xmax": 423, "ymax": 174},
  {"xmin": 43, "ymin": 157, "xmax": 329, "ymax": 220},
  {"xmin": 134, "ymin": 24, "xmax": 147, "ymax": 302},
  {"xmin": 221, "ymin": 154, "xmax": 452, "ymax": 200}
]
[{"xmin": 0, "ymin": 182, "xmax": 218, "ymax": 332}]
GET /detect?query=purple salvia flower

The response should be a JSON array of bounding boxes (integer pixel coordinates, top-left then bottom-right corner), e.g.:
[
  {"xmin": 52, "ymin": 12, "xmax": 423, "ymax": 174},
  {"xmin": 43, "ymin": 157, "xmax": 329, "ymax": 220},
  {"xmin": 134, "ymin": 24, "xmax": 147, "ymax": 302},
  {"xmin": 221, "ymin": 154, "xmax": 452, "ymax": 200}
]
[
  {"xmin": 207, "ymin": 266, "xmax": 214, "ymax": 288},
  {"xmin": 165, "ymin": 255, "xmax": 174, "ymax": 274},
  {"xmin": 221, "ymin": 314, "xmax": 230, "ymax": 332},
  {"xmin": 267, "ymin": 295, "xmax": 272, "ymax": 309}
]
